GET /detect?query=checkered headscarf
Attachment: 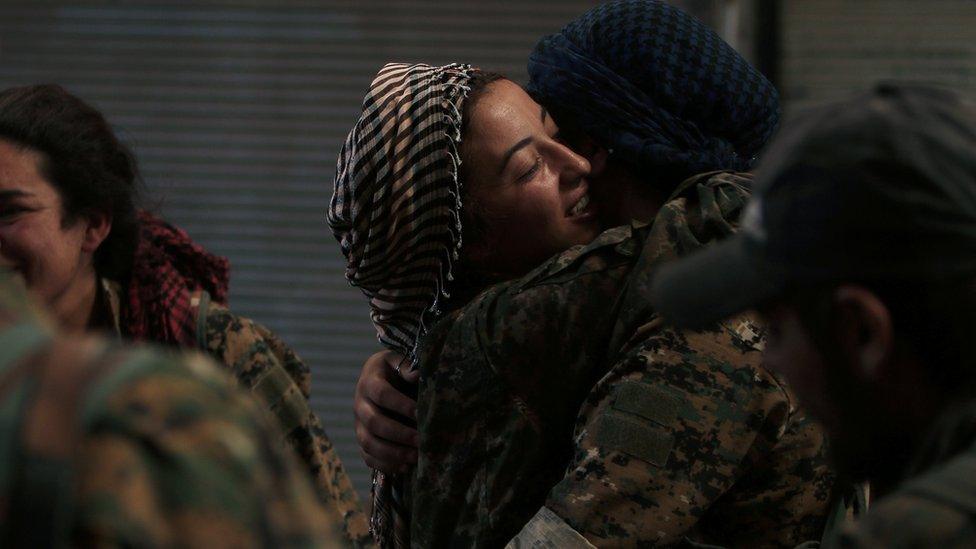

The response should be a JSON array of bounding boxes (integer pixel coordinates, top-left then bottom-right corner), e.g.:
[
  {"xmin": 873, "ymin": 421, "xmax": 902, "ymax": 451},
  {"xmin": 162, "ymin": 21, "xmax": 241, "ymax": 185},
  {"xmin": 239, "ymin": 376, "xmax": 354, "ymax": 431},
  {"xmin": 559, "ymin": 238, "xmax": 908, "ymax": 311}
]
[
  {"xmin": 527, "ymin": 0, "xmax": 780, "ymax": 185},
  {"xmin": 122, "ymin": 210, "xmax": 229, "ymax": 346},
  {"xmin": 329, "ymin": 63, "xmax": 477, "ymax": 360}
]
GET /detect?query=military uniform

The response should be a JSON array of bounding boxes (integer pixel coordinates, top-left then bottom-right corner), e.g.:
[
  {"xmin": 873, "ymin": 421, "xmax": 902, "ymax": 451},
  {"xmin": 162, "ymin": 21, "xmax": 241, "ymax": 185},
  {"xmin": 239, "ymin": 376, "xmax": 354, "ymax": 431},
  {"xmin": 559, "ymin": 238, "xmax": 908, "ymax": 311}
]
[
  {"xmin": 0, "ymin": 270, "xmax": 348, "ymax": 547},
  {"xmin": 413, "ymin": 172, "xmax": 835, "ymax": 547},
  {"xmin": 830, "ymin": 401, "xmax": 976, "ymax": 548},
  {"xmin": 102, "ymin": 279, "xmax": 371, "ymax": 546}
]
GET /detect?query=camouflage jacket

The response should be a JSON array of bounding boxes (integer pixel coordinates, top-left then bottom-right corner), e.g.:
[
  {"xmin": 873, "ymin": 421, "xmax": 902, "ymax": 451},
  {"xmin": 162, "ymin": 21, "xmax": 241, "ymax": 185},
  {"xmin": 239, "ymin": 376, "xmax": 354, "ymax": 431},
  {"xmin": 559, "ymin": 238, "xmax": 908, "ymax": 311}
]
[
  {"xmin": 102, "ymin": 279, "xmax": 371, "ymax": 547},
  {"xmin": 0, "ymin": 270, "xmax": 348, "ymax": 547},
  {"xmin": 830, "ymin": 400, "xmax": 976, "ymax": 548},
  {"xmin": 413, "ymin": 172, "xmax": 834, "ymax": 547}
]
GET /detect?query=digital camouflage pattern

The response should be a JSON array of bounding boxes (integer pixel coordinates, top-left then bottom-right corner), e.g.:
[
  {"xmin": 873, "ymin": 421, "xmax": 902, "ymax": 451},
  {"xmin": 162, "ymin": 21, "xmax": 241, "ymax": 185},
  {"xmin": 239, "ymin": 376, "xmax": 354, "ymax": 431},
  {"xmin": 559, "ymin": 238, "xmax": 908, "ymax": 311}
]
[
  {"xmin": 413, "ymin": 172, "xmax": 835, "ymax": 547},
  {"xmin": 830, "ymin": 401, "xmax": 976, "ymax": 548},
  {"xmin": 103, "ymin": 280, "xmax": 372, "ymax": 547},
  {"xmin": 0, "ymin": 270, "xmax": 348, "ymax": 547},
  {"xmin": 414, "ymin": 223, "xmax": 646, "ymax": 548},
  {"xmin": 202, "ymin": 304, "xmax": 371, "ymax": 546},
  {"xmin": 542, "ymin": 315, "xmax": 832, "ymax": 546}
]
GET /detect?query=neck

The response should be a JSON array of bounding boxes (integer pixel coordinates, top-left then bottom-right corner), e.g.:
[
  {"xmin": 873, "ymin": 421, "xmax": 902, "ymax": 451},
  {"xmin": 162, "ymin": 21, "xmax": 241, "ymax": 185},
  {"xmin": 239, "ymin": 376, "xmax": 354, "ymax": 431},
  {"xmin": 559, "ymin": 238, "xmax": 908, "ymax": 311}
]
[
  {"xmin": 52, "ymin": 269, "xmax": 98, "ymax": 334},
  {"xmin": 867, "ymin": 382, "xmax": 967, "ymax": 497}
]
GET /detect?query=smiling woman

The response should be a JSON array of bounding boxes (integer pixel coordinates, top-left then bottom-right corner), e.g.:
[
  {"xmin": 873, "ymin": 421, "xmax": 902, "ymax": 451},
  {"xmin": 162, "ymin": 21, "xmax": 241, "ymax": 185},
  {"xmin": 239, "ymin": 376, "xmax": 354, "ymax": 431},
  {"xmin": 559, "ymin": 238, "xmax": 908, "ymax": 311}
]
[
  {"xmin": 460, "ymin": 78, "xmax": 599, "ymax": 278},
  {"xmin": 0, "ymin": 140, "xmax": 112, "ymax": 332},
  {"xmin": 331, "ymin": 63, "xmax": 597, "ymax": 360},
  {"xmin": 0, "ymin": 84, "xmax": 370, "ymax": 546}
]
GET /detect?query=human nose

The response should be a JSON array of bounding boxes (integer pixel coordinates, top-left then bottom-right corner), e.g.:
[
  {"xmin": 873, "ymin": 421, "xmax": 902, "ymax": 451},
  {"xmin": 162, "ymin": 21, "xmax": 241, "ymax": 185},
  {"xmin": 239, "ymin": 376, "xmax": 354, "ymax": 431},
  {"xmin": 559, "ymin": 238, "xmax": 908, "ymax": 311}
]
[{"xmin": 553, "ymin": 141, "xmax": 591, "ymax": 186}]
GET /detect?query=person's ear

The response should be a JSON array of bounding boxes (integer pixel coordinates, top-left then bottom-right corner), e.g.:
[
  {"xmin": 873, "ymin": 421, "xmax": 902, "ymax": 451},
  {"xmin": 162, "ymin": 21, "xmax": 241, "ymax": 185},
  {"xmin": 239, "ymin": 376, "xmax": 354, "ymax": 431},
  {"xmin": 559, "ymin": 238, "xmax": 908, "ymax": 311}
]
[
  {"xmin": 833, "ymin": 285, "xmax": 893, "ymax": 382},
  {"xmin": 586, "ymin": 144, "xmax": 610, "ymax": 177},
  {"xmin": 81, "ymin": 211, "xmax": 112, "ymax": 254}
]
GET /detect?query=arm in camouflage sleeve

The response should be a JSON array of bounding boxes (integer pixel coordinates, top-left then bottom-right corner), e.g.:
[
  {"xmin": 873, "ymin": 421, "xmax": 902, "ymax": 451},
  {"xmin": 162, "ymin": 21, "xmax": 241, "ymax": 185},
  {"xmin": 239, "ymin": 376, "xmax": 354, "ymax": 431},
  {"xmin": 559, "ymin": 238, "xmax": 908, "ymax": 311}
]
[
  {"xmin": 72, "ymin": 349, "xmax": 348, "ymax": 547},
  {"xmin": 540, "ymin": 317, "xmax": 833, "ymax": 547},
  {"xmin": 201, "ymin": 304, "xmax": 371, "ymax": 547},
  {"xmin": 415, "ymin": 176, "xmax": 783, "ymax": 546}
]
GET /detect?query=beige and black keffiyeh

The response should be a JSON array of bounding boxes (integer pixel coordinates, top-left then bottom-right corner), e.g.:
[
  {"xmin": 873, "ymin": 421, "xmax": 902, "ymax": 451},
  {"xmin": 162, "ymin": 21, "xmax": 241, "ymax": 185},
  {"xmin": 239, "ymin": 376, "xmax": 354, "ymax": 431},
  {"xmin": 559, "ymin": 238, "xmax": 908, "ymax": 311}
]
[
  {"xmin": 329, "ymin": 62, "xmax": 479, "ymax": 548},
  {"xmin": 330, "ymin": 62, "xmax": 477, "ymax": 362}
]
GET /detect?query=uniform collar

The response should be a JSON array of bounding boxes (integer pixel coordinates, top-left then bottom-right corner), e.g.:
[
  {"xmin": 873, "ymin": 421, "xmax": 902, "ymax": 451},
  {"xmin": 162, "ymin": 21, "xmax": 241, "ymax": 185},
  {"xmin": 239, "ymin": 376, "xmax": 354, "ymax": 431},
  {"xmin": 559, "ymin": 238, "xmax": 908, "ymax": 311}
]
[{"xmin": 99, "ymin": 277, "xmax": 124, "ymax": 339}]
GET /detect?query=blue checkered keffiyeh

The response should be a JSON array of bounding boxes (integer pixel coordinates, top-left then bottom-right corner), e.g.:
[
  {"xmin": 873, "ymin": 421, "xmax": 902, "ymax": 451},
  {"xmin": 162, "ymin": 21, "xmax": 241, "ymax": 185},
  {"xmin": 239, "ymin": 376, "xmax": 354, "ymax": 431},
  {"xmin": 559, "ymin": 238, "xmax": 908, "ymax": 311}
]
[{"xmin": 527, "ymin": 0, "xmax": 780, "ymax": 185}]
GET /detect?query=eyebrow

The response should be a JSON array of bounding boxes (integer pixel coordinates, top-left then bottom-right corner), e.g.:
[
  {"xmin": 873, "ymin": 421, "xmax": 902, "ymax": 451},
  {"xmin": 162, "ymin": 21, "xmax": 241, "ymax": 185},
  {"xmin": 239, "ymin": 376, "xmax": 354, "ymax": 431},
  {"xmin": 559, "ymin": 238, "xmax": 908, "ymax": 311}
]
[
  {"xmin": 498, "ymin": 136, "xmax": 533, "ymax": 176},
  {"xmin": 541, "ymin": 105, "xmax": 548, "ymax": 123}
]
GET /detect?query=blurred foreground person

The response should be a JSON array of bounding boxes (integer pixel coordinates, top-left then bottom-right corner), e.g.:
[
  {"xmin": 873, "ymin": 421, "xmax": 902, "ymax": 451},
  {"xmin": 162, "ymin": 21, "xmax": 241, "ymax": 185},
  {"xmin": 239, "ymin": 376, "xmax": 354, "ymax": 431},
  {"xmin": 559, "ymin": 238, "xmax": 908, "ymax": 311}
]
[
  {"xmin": 0, "ymin": 84, "xmax": 368, "ymax": 544},
  {"xmin": 653, "ymin": 83, "xmax": 976, "ymax": 547},
  {"xmin": 337, "ymin": 2, "xmax": 833, "ymax": 546},
  {"xmin": 0, "ymin": 268, "xmax": 347, "ymax": 547}
]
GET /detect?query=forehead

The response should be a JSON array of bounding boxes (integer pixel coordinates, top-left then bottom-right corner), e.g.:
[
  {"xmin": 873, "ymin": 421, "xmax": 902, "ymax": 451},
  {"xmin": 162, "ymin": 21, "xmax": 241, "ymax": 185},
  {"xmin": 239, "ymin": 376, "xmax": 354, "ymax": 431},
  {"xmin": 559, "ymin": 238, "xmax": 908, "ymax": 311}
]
[
  {"xmin": 0, "ymin": 139, "xmax": 54, "ymax": 196},
  {"xmin": 465, "ymin": 80, "xmax": 543, "ymax": 145}
]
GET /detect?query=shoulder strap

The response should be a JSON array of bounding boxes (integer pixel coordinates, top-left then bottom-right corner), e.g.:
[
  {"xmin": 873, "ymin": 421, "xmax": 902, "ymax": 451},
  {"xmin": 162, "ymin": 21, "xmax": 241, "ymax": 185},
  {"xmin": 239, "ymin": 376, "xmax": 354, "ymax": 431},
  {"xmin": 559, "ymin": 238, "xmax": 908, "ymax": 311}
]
[{"xmin": 192, "ymin": 289, "xmax": 212, "ymax": 351}]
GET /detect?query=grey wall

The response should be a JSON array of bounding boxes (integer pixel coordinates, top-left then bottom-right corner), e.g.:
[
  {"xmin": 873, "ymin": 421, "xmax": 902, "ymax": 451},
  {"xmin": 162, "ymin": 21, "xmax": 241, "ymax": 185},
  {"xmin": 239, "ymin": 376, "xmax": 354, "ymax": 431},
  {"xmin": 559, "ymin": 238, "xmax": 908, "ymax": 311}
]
[
  {"xmin": 0, "ymin": 0, "xmax": 602, "ymax": 497},
  {"xmin": 780, "ymin": 0, "xmax": 976, "ymax": 114}
]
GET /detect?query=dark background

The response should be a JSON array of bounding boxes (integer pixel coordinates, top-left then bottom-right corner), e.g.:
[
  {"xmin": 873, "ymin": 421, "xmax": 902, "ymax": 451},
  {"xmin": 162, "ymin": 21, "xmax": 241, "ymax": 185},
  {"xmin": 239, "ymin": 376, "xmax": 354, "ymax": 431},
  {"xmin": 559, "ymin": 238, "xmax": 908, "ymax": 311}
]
[{"xmin": 1, "ymin": 0, "xmax": 972, "ymax": 496}]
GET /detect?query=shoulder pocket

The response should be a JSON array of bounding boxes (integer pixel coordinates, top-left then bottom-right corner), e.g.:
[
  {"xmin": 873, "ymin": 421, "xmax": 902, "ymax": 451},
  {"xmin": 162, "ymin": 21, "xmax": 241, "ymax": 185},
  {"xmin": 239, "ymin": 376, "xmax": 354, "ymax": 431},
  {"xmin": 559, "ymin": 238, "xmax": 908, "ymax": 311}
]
[{"xmin": 590, "ymin": 381, "xmax": 684, "ymax": 467}]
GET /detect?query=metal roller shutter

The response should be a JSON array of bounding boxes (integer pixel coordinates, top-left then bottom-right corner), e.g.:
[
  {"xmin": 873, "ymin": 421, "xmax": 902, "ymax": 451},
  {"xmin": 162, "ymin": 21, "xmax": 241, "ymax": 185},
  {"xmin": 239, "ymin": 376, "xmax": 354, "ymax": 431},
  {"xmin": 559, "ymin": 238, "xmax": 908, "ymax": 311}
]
[
  {"xmin": 780, "ymin": 0, "xmax": 976, "ymax": 114},
  {"xmin": 0, "ymin": 0, "xmax": 604, "ymax": 497}
]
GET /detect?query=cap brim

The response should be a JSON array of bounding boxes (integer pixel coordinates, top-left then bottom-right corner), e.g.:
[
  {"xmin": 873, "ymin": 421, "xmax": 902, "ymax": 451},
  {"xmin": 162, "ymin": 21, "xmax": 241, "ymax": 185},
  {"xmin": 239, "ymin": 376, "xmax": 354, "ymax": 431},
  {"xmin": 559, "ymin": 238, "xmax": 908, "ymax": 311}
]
[{"xmin": 651, "ymin": 235, "xmax": 785, "ymax": 329}]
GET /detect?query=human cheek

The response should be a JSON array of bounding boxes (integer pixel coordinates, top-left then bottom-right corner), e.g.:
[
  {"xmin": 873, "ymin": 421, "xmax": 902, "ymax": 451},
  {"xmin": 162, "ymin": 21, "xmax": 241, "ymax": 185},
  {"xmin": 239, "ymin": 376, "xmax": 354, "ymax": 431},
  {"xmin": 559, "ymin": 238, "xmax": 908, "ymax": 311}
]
[
  {"xmin": 0, "ymin": 223, "xmax": 25, "ymax": 266},
  {"xmin": 519, "ymin": 171, "xmax": 561, "ymax": 223},
  {"xmin": 0, "ymin": 220, "xmax": 48, "ymax": 283},
  {"xmin": 771, "ymin": 326, "xmax": 832, "ymax": 420},
  {"xmin": 0, "ymin": 230, "xmax": 13, "ymax": 270}
]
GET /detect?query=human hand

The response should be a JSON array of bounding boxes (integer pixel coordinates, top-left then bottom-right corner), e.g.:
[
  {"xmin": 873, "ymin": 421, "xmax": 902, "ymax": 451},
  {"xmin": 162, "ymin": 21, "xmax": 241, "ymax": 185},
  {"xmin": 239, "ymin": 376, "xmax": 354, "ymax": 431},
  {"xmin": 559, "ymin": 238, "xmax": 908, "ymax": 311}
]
[{"xmin": 353, "ymin": 350, "xmax": 420, "ymax": 474}]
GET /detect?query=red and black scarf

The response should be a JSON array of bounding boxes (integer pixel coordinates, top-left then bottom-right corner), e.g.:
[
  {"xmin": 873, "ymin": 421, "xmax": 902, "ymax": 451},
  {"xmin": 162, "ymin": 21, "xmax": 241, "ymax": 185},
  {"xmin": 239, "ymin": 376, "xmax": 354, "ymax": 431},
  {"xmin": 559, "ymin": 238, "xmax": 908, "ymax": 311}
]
[{"xmin": 120, "ymin": 210, "xmax": 229, "ymax": 347}]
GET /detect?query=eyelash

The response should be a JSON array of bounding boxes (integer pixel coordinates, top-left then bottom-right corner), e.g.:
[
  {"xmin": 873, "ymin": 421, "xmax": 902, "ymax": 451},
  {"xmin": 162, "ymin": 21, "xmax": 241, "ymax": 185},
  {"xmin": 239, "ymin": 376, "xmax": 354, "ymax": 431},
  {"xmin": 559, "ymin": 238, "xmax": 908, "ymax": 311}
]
[
  {"xmin": 517, "ymin": 157, "xmax": 542, "ymax": 183},
  {"xmin": 0, "ymin": 205, "xmax": 28, "ymax": 220}
]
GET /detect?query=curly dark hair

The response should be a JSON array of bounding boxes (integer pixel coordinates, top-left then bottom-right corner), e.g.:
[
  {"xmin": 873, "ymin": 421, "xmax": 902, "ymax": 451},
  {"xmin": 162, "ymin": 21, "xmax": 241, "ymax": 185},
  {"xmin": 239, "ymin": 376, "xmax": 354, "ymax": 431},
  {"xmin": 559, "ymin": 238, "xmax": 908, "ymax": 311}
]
[{"xmin": 0, "ymin": 84, "xmax": 141, "ymax": 280}]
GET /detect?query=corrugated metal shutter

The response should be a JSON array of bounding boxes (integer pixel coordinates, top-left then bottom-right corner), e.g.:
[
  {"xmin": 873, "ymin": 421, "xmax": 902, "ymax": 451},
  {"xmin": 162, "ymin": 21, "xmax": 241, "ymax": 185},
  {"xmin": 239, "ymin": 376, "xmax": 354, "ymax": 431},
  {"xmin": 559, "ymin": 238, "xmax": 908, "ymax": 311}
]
[
  {"xmin": 781, "ymin": 0, "xmax": 976, "ymax": 113},
  {"xmin": 0, "ymin": 0, "xmax": 602, "ymax": 497}
]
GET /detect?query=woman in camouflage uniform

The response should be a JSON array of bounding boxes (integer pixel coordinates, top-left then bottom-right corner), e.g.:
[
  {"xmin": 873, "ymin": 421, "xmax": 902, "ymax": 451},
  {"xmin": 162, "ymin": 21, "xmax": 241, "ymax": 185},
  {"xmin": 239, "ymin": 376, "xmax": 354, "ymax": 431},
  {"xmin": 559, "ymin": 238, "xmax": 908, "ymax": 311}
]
[{"xmin": 0, "ymin": 84, "xmax": 369, "ymax": 546}]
